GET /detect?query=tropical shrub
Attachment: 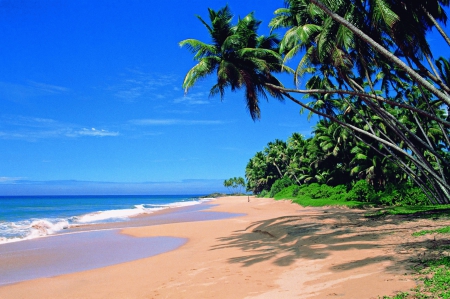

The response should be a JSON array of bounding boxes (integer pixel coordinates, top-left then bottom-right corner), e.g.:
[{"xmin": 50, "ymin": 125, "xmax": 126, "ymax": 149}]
[
  {"xmin": 257, "ymin": 190, "xmax": 269, "ymax": 198},
  {"xmin": 269, "ymin": 177, "xmax": 295, "ymax": 197},
  {"xmin": 346, "ymin": 180, "xmax": 378, "ymax": 203},
  {"xmin": 378, "ymin": 184, "xmax": 429, "ymax": 206},
  {"xmin": 292, "ymin": 185, "xmax": 301, "ymax": 197}
]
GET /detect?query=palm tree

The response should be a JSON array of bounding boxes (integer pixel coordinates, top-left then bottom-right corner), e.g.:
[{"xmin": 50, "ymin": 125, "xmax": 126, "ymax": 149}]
[
  {"xmin": 268, "ymin": 0, "xmax": 450, "ymax": 203},
  {"xmin": 182, "ymin": 3, "xmax": 450, "ymax": 203},
  {"xmin": 264, "ymin": 139, "xmax": 289, "ymax": 178},
  {"xmin": 245, "ymin": 151, "xmax": 279, "ymax": 194},
  {"xmin": 308, "ymin": 0, "xmax": 450, "ymax": 104},
  {"xmin": 180, "ymin": 6, "xmax": 289, "ymax": 119},
  {"xmin": 270, "ymin": 0, "xmax": 324, "ymax": 85}
]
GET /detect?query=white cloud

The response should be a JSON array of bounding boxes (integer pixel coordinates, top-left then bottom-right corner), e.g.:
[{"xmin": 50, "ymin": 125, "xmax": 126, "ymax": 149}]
[
  {"xmin": 174, "ymin": 92, "xmax": 209, "ymax": 105},
  {"xmin": 110, "ymin": 69, "xmax": 180, "ymax": 102},
  {"xmin": 28, "ymin": 81, "xmax": 70, "ymax": 93},
  {"xmin": 0, "ymin": 115, "xmax": 120, "ymax": 140},
  {"xmin": 0, "ymin": 177, "xmax": 24, "ymax": 183},
  {"xmin": 130, "ymin": 119, "xmax": 225, "ymax": 126},
  {"xmin": 76, "ymin": 128, "xmax": 119, "ymax": 137},
  {"xmin": 0, "ymin": 81, "xmax": 69, "ymax": 103}
]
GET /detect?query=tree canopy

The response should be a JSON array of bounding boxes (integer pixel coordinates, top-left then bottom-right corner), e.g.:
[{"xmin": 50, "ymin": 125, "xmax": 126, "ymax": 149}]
[
  {"xmin": 181, "ymin": 1, "xmax": 450, "ymax": 204},
  {"xmin": 223, "ymin": 177, "xmax": 246, "ymax": 194}
]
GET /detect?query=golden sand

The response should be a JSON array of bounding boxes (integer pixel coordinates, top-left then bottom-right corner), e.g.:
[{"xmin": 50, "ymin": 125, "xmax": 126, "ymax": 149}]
[{"xmin": 2, "ymin": 196, "xmax": 443, "ymax": 298}]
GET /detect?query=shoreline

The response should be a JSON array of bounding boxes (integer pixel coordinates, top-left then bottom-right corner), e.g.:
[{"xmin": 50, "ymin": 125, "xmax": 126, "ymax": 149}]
[
  {"xmin": 0, "ymin": 196, "xmax": 430, "ymax": 298},
  {"xmin": 0, "ymin": 199, "xmax": 242, "ymax": 286},
  {"xmin": 0, "ymin": 195, "xmax": 209, "ymax": 244}
]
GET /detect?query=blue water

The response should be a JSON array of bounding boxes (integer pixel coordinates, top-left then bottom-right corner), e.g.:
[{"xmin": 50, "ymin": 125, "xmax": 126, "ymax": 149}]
[
  {"xmin": 0, "ymin": 195, "xmax": 205, "ymax": 242},
  {"xmin": 0, "ymin": 231, "xmax": 187, "ymax": 285}
]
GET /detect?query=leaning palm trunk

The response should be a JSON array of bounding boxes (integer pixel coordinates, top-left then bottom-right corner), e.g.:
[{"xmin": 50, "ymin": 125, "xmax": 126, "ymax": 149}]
[
  {"xmin": 180, "ymin": 4, "xmax": 450, "ymax": 203},
  {"xmin": 267, "ymin": 0, "xmax": 450, "ymax": 203},
  {"xmin": 421, "ymin": 6, "xmax": 450, "ymax": 47},
  {"xmin": 309, "ymin": 0, "xmax": 450, "ymax": 107},
  {"xmin": 267, "ymin": 83, "xmax": 450, "ymax": 204}
]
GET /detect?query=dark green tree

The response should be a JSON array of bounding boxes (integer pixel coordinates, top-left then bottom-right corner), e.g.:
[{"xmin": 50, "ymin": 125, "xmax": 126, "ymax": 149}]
[{"xmin": 181, "ymin": 3, "xmax": 450, "ymax": 203}]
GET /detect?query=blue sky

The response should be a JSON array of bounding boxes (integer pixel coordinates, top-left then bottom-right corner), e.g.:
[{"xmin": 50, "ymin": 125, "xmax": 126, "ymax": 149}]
[
  {"xmin": 0, "ymin": 0, "xmax": 315, "ymax": 195},
  {"xmin": 2, "ymin": 1, "xmax": 446, "ymax": 196}
]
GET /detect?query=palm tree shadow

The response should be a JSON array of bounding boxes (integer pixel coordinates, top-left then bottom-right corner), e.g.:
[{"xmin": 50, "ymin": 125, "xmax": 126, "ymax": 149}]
[
  {"xmin": 211, "ymin": 211, "xmax": 385, "ymax": 267},
  {"xmin": 210, "ymin": 208, "xmax": 446, "ymax": 273}
]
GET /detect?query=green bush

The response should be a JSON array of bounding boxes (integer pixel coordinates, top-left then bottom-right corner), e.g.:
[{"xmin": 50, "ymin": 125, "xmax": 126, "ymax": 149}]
[
  {"xmin": 257, "ymin": 190, "xmax": 269, "ymax": 198},
  {"xmin": 269, "ymin": 177, "xmax": 295, "ymax": 197},
  {"xmin": 273, "ymin": 183, "xmax": 362, "ymax": 207},
  {"xmin": 273, "ymin": 184, "xmax": 299, "ymax": 199},
  {"xmin": 273, "ymin": 179, "xmax": 432, "ymax": 207},
  {"xmin": 346, "ymin": 180, "xmax": 378, "ymax": 202},
  {"xmin": 403, "ymin": 186, "xmax": 429, "ymax": 205},
  {"xmin": 303, "ymin": 183, "xmax": 348, "ymax": 200},
  {"xmin": 327, "ymin": 185, "xmax": 348, "ymax": 201},
  {"xmin": 292, "ymin": 185, "xmax": 301, "ymax": 197},
  {"xmin": 377, "ymin": 183, "xmax": 429, "ymax": 206},
  {"xmin": 274, "ymin": 183, "xmax": 348, "ymax": 201}
]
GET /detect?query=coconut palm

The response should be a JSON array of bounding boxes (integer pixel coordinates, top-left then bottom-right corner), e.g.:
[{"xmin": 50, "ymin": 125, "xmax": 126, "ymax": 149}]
[
  {"xmin": 269, "ymin": 0, "xmax": 450, "ymax": 203},
  {"xmin": 180, "ymin": 6, "xmax": 289, "ymax": 120},
  {"xmin": 182, "ymin": 3, "xmax": 450, "ymax": 203}
]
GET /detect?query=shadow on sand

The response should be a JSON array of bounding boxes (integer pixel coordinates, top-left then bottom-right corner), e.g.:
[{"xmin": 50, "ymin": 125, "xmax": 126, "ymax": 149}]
[{"xmin": 210, "ymin": 207, "xmax": 450, "ymax": 275}]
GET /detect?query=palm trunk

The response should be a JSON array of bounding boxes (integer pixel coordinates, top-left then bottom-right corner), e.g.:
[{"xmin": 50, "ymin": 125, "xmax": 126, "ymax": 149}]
[
  {"xmin": 422, "ymin": 6, "xmax": 450, "ymax": 47},
  {"xmin": 273, "ymin": 162, "xmax": 284, "ymax": 178},
  {"xmin": 271, "ymin": 87, "xmax": 450, "ymax": 203},
  {"xmin": 309, "ymin": 0, "xmax": 450, "ymax": 107},
  {"xmin": 266, "ymin": 85, "xmax": 450, "ymax": 127}
]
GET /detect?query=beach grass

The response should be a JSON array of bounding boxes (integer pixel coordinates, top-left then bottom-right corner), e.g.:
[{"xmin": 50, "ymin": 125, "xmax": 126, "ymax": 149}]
[
  {"xmin": 365, "ymin": 205, "xmax": 450, "ymax": 219},
  {"xmin": 382, "ymin": 257, "xmax": 450, "ymax": 299},
  {"xmin": 274, "ymin": 185, "xmax": 364, "ymax": 207},
  {"xmin": 381, "ymin": 219, "xmax": 450, "ymax": 299},
  {"xmin": 412, "ymin": 226, "xmax": 450, "ymax": 237},
  {"xmin": 289, "ymin": 197, "xmax": 363, "ymax": 207}
]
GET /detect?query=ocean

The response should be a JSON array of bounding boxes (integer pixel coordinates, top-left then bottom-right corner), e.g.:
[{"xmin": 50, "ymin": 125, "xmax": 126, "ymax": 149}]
[{"xmin": 0, "ymin": 194, "xmax": 206, "ymax": 243}]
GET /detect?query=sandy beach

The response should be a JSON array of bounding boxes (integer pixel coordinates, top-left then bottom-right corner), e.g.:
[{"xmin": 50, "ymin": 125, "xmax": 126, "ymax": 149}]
[{"xmin": 1, "ymin": 196, "xmax": 448, "ymax": 298}]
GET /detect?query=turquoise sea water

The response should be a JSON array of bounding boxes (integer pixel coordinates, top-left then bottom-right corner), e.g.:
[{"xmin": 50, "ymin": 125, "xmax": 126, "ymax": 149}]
[{"xmin": 0, "ymin": 195, "xmax": 205, "ymax": 243}]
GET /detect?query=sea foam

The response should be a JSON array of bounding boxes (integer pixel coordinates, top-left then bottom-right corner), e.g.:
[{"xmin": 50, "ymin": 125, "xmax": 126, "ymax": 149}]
[
  {"xmin": 0, "ymin": 219, "xmax": 69, "ymax": 244},
  {"xmin": 0, "ymin": 198, "xmax": 206, "ymax": 244}
]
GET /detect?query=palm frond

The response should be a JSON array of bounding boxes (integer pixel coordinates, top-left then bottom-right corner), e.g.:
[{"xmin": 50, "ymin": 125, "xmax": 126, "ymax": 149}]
[
  {"xmin": 182, "ymin": 58, "xmax": 218, "ymax": 91},
  {"xmin": 179, "ymin": 39, "xmax": 216, "ymax": 59}
]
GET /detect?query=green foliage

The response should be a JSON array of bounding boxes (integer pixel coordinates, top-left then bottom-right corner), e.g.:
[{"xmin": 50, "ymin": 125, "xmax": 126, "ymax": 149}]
[
  {"xmin": 412, "ymin": 226, "xmax": 450, "ymax": 237},
  {"xmin": 417, "ymin": 257, "xmax": 450, "ymax": 298},
  {"xmin": 302, "ymin": 183, "xmax": 348, "ymax": 200},
  {"xmin": 365, "ymin": 205, "xmax": 450, "ymax": 218},
  {"xmin": 377, "ymin": 184, "xmax": 429, "ymax": 206},
  {"xmin": 274, "ymin": 183, "xmax": 363, "ymax": 207},
  {"xmin": 381, "ymin": 292, "xmax": 409, "ymax": 299},
  {"xmin": 223, "ymin": 177, "xmax": 246, "ymax": 194},
  {"xmin": 292, "ymin": 185, "xmax": 301, "ymax": 197},
  {"xmin": 257, "ymin": 190, "xmax": 269, "ymax": 198},
  {"xmin": 273, "ymin": 184, "xmax": 300, "ymax": 199},
  {"xmin": 346, "ymin": 180, "xmax": 378, "ymax": 202},
  {"xmin": 182, "ymin": 2, "xmax": 450, "ymax": 204},
  {"xmin": 272, "ymin": 180, "xmax": 437, "ymax": 209},
  {"xmin": 269, "ymin": 177, "xmax": 294, "ymax": 197},
  {"xmin": 383, "ymin": 257, "xmax": 450, "ymax": 299}
]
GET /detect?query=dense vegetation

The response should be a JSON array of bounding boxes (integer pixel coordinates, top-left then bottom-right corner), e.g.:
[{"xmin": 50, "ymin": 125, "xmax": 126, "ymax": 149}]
[
  {"xmin": 245, "ymin": 130, "xmax": 430, "ymax": 206},
  {"xmin": 223, "ymin": 177, "xmax": 246, "ymax": 194},
  {"xmin": 180, "ymin": 0, "xmax": 450, "ymax": 204}
]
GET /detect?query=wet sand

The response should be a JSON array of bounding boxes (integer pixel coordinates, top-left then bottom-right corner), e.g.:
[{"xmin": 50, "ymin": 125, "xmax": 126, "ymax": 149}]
[
  {"xmin": 0, "ymin": 201, "xmax": 242, "ymax": 286},
  {"xmin": 1, "ymin": 196, "xmax": 447, "ymax": 298}
]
